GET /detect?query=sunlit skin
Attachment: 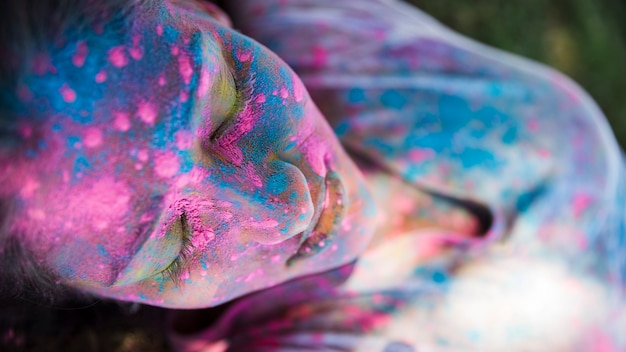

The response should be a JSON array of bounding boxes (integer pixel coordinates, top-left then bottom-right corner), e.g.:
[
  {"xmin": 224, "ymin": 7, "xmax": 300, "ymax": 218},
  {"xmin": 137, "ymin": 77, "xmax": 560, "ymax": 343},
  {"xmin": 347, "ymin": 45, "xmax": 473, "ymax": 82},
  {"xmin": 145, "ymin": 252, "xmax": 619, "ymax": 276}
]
[{"xmin": 1, "ymin": 1, "xmax": 382, "ymax": 308}]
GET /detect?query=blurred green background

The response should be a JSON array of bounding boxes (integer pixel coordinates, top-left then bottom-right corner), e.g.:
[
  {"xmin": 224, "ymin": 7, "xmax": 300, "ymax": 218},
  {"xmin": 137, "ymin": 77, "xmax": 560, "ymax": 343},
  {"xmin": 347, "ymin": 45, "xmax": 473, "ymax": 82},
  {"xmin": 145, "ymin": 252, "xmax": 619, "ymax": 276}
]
[{"xmin": 407, "ymin": 0, "xmax": 626, "ymax": 149}]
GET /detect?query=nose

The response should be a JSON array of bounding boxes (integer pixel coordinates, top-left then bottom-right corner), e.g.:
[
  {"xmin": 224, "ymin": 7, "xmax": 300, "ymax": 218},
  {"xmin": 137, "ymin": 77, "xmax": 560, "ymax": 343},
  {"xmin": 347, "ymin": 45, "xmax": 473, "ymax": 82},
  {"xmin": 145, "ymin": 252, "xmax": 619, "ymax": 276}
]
[{"xmin": 243, "ymin": 160, "xmax": 315, "ymax": 245}]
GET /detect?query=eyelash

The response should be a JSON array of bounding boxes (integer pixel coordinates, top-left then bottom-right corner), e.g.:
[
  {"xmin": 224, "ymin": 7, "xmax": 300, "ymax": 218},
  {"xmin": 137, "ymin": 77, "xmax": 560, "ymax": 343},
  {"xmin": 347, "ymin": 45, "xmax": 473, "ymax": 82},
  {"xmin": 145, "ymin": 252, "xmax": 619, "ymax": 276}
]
[
  {"xmin": 209, "ymin": 60, "xmax": 255, "ymax": 142},
  {"xmin": 158, "ymin": 213, "xmax": 194, "ymax": 284}
]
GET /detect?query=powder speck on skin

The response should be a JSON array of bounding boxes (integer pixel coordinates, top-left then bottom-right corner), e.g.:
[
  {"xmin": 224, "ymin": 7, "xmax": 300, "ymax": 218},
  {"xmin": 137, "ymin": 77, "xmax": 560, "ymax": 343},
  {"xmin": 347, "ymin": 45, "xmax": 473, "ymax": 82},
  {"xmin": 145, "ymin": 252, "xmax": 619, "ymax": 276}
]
[
  {"xmin": 113, "ymin": 112, "xmax": 131, "ymax": 132},
  {"xmin": 95, "ymin": 70, "xmax": 107, "ymax": 83},
  {"xmin": 237, "ymin": 50, "xmax": 252, "ymax": 62},
  {"xmin": 59, "ymin": 84, "xmax": 76, "ymax": 103},
  {"xmin": 72, "ymin": 41, "xmax": 88, "ymax": 68},
  {"xmin": 20, "ymin": 178, "xmax": 40, "ymax": 199},
  {"xmin": 154, "ymin": 151, "xmax": 180, "ymax": 178},
  {"xmin": 129, "ymin": 35, "xmax": 144, "ymax": 60},
  {"xmin": 137, "ymin": 149, "xmax": 149, "ymax": 162},
  {"xmin": 156, "ymin": 24, "xmax": 163, "ymax": 36},
  {"xmin": 178, "ymin": 53, "xmax": 193, "ymax": 85},
  {"xmin": 84, "ymin": 128, "xmax": 103, "ymax": 148},
  {"xmin": 175, "ymin": 130, "xmax": 193, "ymax": 150},
  {"xmin": 108, "ymin": 46, "xmax": 128, "ymax": 68},
  {"xmin": 137, "ymin": 101, "xmax": 158, "ymax": 125}
]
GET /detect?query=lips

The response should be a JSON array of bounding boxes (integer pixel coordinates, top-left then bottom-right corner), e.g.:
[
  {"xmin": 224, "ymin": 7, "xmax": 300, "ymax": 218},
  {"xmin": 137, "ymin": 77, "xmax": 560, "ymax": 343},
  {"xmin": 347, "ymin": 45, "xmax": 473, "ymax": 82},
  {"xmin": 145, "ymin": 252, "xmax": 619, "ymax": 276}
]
[{"xmin": 286, "ymin": 170, "xmax": 346, "ymax": 266}]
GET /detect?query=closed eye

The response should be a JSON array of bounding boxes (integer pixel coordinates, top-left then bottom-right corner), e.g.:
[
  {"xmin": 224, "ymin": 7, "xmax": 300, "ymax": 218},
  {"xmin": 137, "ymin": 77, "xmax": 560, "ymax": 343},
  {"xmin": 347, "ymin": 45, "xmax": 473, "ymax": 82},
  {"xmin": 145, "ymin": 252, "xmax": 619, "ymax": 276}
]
[
  {"xmin": 158, "ymin": 213, "xmax": 194, "ymax": 285},
  {"xmin": 209, "ymin": 58, "xmax": 254, "ymax": 142}
]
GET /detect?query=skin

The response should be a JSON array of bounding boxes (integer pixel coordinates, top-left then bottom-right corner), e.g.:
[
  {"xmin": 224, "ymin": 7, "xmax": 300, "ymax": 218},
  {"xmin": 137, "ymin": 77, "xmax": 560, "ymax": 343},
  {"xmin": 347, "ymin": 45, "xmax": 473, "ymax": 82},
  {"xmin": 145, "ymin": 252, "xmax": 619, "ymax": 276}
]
[{"xmin": 1, "ymin": 0, "xmax": 379, "ymax": 308}]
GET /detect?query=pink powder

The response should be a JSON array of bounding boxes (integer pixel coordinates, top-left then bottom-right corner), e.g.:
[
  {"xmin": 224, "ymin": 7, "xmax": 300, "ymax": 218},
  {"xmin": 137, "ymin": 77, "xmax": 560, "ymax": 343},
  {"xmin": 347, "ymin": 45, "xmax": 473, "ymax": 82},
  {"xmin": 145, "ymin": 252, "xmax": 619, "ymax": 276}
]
[
  {"xmin": 158, "ymin": 75, "xmax": 167, "ymax": 86},
  {"xmin": 572, "ymin": 193, "xmax": 593, "ymax": 218},
  {"xmin": 154, "ymin": 151, "xmax": 180, "ymax": 178},
  {"xmin": 129, "ymin": 35, "xmax": 144, "ymax": 60},
  {"xmin": 19, "ymin": 178, "xmax": 40, "ymax": 199},
  {"xmin": 83, "ymin": 127, "xmax": 103, "ymax": 148},
  {"xmin": 197, "ymin": 68, "xmax": 211, "ymax": 98},
  {"xmin": 293, "ymin": 74, "xmax": 304, "ymax": 102},
  {"xmin": 113, "ymin": 111, "xmax": 131, "ymax": 132},
  {"xmin": 255, "ymin": 94, "xmax": 266, "ymax": 104},
  {"xmin": 95, "ymin": 70, "xmax": 107, "ymax": 83},
  {"xmin": 248, "ymin": 219, "xmax": 279, "ymax": 229},
  {"xmin": 180, "ymin": 90, "xmax": 189, "ymax": 103},
  {"xmin": 178, "ymin": 53, "xmax": 193, "ymax": 85},
  {"xmin": 236, "ymin": 50, "xmax": 252, "ymax": 62},
  {"xmin": 129, "ymin": 47, "xmax": 143, "ymax": 61},
  {"xmin": 171, "ymin": 46, "xmax": 179, "ymax": 56},
  {"xmin": 408, "ymin": 148, "xmax": 434, "ymax": 162},
  {"xmin": 137, "ymin": 101, "xmax": 158, "ymax": 125},
  {"xmin": 137, "ymin": 149, "xmax": 149, "ymax": 162},
  {"xmin": 59, "ymin": 84, "xmax": 76, "ymax": 103},
  {"xmin": 72, "ymin": 41, "xmax": 88, "ymax": 68},
  {"xmin": 108, "ymin": 46, "xmax": 128, "ymax": 68},
  {"xmin": 280, "ymin": 88, "xmax": 289, "ymax": 99},
  {"xmin": 243, "ymin": 162, "xmax": 263, "ymax": 188},
  {"xmin": 175, "ymin": 130, "xmax": 193, "ymax": 150},
  {"xmin": 156, "ymin": 24, "xmax": 163, "ymax": 36}
]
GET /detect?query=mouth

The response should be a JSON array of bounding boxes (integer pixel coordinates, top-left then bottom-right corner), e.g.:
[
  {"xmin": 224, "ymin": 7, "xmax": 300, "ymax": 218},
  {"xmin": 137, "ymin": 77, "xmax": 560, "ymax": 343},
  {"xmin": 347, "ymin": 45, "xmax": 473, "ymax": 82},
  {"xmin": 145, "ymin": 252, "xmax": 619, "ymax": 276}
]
[{"xmin": 286, "ymin": 170, "xmax": 346, "ymax": 266}]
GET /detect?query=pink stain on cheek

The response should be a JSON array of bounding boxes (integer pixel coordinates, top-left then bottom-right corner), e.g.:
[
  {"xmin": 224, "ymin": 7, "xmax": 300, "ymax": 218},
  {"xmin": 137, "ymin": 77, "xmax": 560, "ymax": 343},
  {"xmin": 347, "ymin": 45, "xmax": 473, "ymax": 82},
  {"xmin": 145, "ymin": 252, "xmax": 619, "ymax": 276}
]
[
  {"xmin": 83, "ymin": 128, "xmax": 103, "ymax": 148},
  {"xmin": 72, "ymin": 41, "xmax": 88, "ymax": 68},
  {"xmin": 175, "ymin": 130, "xmax": 193, "ymax": 150},
  {"xmin": 108, "ymin": 46, "xmax": 128, "ymax": 68},
  {"xmin": 154, "ymin": 151, "xmax": 180, "ymax": 178},
  {"xmin": 137, "ymin": 101, "xmax": 158, "ymax": 125},
  {"xmin": 113, "ymin": 112, "xmax": 131, "ymax": 132},
  {"xmin": 59, "ymin": 84, "xmax": 76, "ymax": 103}
]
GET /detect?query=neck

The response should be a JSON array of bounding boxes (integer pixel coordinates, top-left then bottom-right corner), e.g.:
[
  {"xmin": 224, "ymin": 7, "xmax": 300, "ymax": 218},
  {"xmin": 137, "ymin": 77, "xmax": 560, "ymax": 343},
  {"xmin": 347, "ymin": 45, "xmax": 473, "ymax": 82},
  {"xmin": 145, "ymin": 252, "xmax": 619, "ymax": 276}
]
[{"xmin": 360, "ymin": 167, "xmax": 480, "ymax": 251}]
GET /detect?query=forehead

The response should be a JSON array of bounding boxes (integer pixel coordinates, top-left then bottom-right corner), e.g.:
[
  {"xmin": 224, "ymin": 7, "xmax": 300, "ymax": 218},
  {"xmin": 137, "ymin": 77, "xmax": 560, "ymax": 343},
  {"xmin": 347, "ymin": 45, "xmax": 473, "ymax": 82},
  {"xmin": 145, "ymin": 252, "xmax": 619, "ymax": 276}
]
[{"xmin": 18, "ymin": 1, "xmax": 226, "ymax": 129}]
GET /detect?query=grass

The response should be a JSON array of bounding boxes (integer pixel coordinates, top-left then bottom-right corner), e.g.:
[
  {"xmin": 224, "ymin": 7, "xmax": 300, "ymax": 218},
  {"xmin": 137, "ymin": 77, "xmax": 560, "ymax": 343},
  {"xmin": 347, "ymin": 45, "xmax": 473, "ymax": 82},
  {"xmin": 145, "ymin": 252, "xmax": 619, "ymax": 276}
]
[{"xmin": 406, "ymin": 0, "xmax": 626, "ymax": 149}]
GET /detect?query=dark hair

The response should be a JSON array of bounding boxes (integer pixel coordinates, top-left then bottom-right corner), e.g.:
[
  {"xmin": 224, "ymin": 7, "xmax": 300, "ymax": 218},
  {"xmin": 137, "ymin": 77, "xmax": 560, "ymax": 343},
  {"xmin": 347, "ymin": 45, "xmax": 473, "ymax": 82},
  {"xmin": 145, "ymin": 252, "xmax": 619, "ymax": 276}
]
[{"xmin": 0, "ymin": 0, "xmax": 148, "ymax": 303}]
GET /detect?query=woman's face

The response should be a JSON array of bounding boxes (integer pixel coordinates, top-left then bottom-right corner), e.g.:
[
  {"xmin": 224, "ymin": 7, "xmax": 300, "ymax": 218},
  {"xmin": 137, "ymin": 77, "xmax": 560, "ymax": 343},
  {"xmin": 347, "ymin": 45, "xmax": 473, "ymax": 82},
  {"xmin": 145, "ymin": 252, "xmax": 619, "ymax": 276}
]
[{"xmin": 4, "ymin": 1, "xmax": 377, "ymax": 308}]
